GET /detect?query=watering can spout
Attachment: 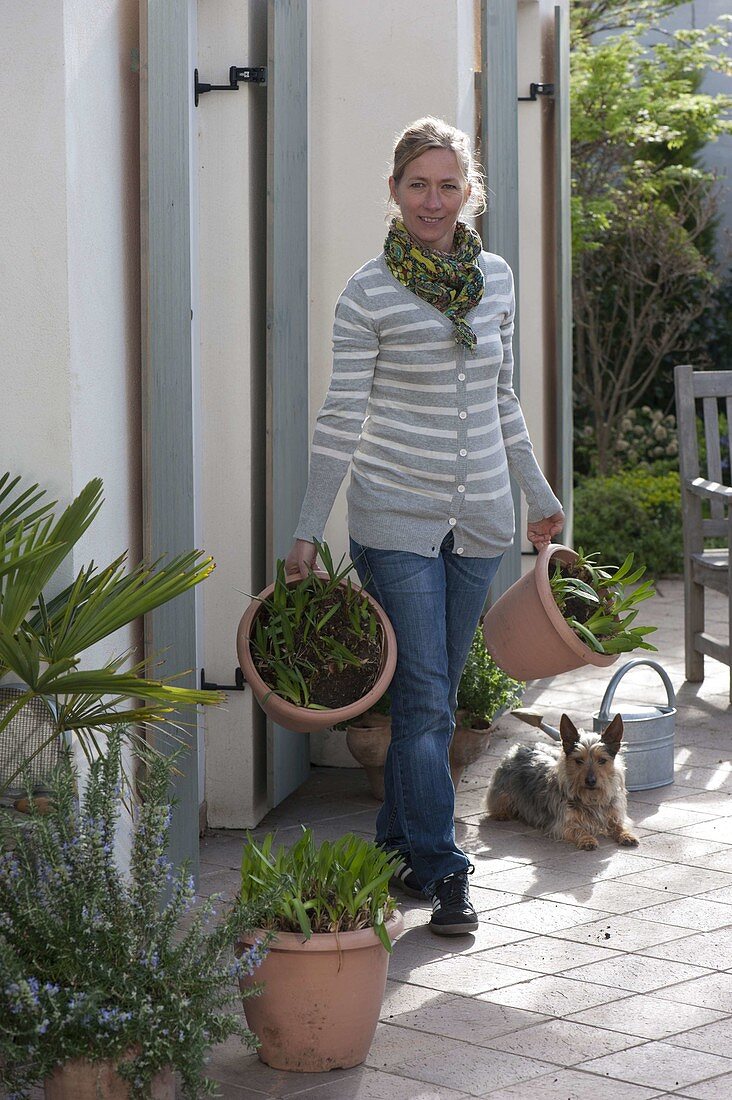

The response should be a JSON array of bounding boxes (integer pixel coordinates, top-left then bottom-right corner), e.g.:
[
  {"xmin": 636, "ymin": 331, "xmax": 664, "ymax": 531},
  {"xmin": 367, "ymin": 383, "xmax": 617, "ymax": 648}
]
[{"xmin": 511, "ymin": 708, "xmax": 561, "ymax": 742}]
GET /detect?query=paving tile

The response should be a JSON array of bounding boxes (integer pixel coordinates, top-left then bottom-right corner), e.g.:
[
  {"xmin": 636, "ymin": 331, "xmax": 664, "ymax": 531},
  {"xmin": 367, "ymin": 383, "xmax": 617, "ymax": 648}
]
[
  {"xmin": 386, "ymin": 991, "xmax": 550, "ymax": 1044},
  {"xmin": 612, "ymin": 864, "xmax": 732, "ymax": 896},
  {"xmin": 688, "ymin": 848, "xmax": 732, "ymax": 873},
  {"xmin": 535, "ymin": 850, "xmax": 666, "ymax": 881},
  {"xmin": 471, "ymin": 864, "xmax": 595, "ymax": 898},
  {"xmin": 390, "ymin": 919, "xmax": 530, "ymax": 966},
  {"xmin": 540, "ymin": 880, "xmax": 680, "ymax": 915},
  {"xmin": 581, "ymin": 1040, "xmax": 732, "ymax": 1091},
  {"xmin": 550, "ymin": 914, "xmax": 693, "ymax": 952},
  {"xmin": 678, "ymin": 1074, "xmax": 732, "ymax": 1100},
  {"xmin": 641, "ymin": 928, "xmax": 732, "ymax": 968},
  {"xmin": 483, "ymin": 1018, "xmax": 644, "ymax": 1065},
  {"xmin": 380, "ymin": 1033, "xmax": 556, "ymax": 1097},
  {"xmin": 670, "ymin": 1017, "xmax": 732, "ymax": 1056},
  {"xmin": 483, "ymin": 897, "xmax": 610, "ymax": 934},
  {"xmin": 695, "ymin": 883, "xmax": 732, "ymax": 905},
  {"xmin": 206, "ymin": 1039, "xmax": 360, "ymax": 1094},
  {"xmin": 630, "ymin": 805, "xmax": 717, "ymax": 832},
  {"xmin": 381, "ymin": 980, "xmax": 452, "ymax": 1018},
  {"xmin": 632, "ymin": 896, "xmax": 732, "ymax": 931},
  {"xmin": 478, "ymin": 974, "xmax": 625, "ymax": 1017},
  {"xmin": 561, "ymin": 954, "xmax": 710, "ymax": 994},
  {"xmin": 654, "ymin": 971, "xmax": 732, "ymax": 1012},
  {"xmin": 569, "ymin": 993, "xmax": 727, "ymax": 1039},
  {"xmin": 394, "ymin": 953, "xmax": 540, "ymax": 994},
  {"xmin": 276, "ymin": 1066, "xmax": 471, "ymax": 1099},
  {"xmin": 469, "ymin": 885, "xmax": 526, "ymax": 913},
  {"xmin": 480, "ymin": 1067, "xmax": 658, "ymax": 1099},
  {"xmin": 612, "ymin": 832, "xmax": 729, "ymax": 865},
  {"xmin": 472, "ymin": 934, "xmax": 621, "ymax": 975},
  {"xmin": 678, "ymin": 819, "xmax": 732, "ymax": 844}
]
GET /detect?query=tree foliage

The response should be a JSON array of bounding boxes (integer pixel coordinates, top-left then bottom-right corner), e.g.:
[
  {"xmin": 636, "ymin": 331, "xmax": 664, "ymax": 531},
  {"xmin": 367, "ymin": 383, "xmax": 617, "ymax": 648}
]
[{"xmin": 570, "ymin": 0, "xmax": 732, "ymax": 473}]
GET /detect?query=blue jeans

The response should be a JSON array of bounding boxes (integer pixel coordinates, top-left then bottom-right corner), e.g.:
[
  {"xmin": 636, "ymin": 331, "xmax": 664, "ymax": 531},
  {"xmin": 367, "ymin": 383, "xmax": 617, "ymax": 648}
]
[{"xmin": 349, "ymin": 530, "xmax": 503, "ymax": 895}]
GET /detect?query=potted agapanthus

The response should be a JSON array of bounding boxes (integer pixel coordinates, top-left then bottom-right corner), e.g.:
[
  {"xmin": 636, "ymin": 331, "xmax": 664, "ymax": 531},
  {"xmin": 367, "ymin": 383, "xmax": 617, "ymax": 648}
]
[
  {"xmin": 237, "ymin": 828, "xmax": 403, "ymax": 1072},
  {"xmin": 483, "ymin": 544, "xmax": 657, "ymax": 681},
  {"xmin": 236, "ymin": 540, "xmax": 397, "ymax": 734},
  {"xmin": 0, "ymin": 731, "xmax": 269, "ymax": 1100}
]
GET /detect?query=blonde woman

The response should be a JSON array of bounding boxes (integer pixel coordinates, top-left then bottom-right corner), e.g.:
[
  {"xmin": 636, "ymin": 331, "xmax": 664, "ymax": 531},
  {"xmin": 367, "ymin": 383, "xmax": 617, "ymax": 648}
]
[{"xmin": 286, "ymin": 117, "xmax": 564, "ymax": 935}]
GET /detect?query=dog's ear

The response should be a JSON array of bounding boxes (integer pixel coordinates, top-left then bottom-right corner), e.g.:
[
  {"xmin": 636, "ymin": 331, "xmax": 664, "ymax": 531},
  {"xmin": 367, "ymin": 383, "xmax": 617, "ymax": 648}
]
[
  {"xmin": 601, "ymin": 714, "xmax": 624, "ymax": 756},
  {"xmin": 559, "ymin": 714, "xmax": 580, "ymax": 755}
]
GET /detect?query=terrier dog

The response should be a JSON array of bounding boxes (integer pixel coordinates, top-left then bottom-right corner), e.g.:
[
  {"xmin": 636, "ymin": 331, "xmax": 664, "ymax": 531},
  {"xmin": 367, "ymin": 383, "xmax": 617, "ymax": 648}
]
[{"xmin": 486, "ymin": 714, "xmax": 638, "ymax": 850}]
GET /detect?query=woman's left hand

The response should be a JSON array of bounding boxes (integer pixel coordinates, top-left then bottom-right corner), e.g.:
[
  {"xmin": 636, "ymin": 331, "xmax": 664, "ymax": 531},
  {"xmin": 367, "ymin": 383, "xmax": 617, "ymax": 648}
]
[{"xmin": 527, "ymin": 510, "xmax": 565, "ymax": 551}]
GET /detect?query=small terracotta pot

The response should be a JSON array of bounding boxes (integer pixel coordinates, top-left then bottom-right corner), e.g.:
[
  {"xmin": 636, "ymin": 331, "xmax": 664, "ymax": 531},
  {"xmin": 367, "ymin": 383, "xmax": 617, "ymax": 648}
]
[
  {"xmin": 346, "ymin": 713, "xmax": 492, "ymax": 799},
  {"xmin": 237, "ymin": 571, "xmax": 397, "ymax": 733},
  {"xmin": 345, "ymin": 713, "xmax": 392, "ymax": 799},
  {"xmin": 238, "ymin": 910, "xmax": 404, "ymax": 1072},
  {"xmin": 44, "ymin": 1057, "xmax": 174, "ymax": 1099},
  {"xmin": 482, "ymin": 543, "xmax": 620, "ymax": 681},
  {"xmin": 451, "ymin": 711, "xmax": 492, "ymax": 788}
]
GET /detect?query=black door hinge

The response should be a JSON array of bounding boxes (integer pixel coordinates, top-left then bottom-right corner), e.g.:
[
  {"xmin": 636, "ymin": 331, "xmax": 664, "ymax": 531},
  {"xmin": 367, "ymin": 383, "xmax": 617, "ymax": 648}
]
[
  {"xmin": 518, "ymin": 82, "xmax": 555, "ymax": 102},
  {"xmin": 200, "ymin": 667, "xmax": 246, "ymax": 692},
  {"xmin": 194, "ymin": 66, "xmax": 267, "ymax": 107}
]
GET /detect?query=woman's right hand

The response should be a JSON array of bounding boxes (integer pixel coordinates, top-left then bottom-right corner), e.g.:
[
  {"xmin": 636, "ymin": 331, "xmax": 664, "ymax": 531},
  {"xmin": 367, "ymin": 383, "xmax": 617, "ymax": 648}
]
[{"xmin": 285, "ymin": 539, "xmax": 318, "ymax": 579}]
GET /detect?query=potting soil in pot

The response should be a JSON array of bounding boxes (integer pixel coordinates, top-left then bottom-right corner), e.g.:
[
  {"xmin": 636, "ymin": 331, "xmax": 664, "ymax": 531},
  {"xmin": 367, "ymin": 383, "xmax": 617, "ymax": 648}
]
[{"xmin": 253, "ymin": 592, "xmax": 383, "ymax": 709}]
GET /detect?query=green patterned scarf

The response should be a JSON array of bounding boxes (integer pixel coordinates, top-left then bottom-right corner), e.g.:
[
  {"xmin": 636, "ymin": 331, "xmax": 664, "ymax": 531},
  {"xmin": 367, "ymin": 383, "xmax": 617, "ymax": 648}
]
[{"xmin": 384, "ymin": 218, "xmax": 484, "ymax": 349}]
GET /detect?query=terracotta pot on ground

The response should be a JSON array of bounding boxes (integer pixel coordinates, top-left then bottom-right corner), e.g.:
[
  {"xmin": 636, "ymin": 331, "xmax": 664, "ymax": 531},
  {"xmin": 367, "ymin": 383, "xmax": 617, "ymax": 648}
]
[
  {"xmin": 236, "ymin": 571, "xmax": 397, "ymax": 734},
  {"xmin": 482, "ymin": 543, "xmax": 620, "ymax": 681},
  {"xmin": 44, "ymin": 1058, "xmax": 174, "ymax": 1100},
  {"xmin": 346, "ymin": 712, "xmax": 492, "ymax": 800},
  {"xmin": 237, "ymin": 910, "xmax": 404, "ymax": 1072}
]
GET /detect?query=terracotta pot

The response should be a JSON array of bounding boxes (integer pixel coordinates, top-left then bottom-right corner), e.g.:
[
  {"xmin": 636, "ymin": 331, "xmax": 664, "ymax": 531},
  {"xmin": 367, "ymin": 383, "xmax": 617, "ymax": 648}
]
[
  {"xmin": 345, "ymin": 713, "xmax": 392, "ymax": 799},
  {"xmin": 237, "ymin": 570, "xmax": 397, "ymax": 733},
  {"xmin": 346, "ymin": 714, "xmax": 492, "ymax": 799},
  {"xmin": 482, "ymin": 543, "xmax": 620, "ymax": 681},
  {"xmin": 44, "ymin": 1057, "xmax": 174, "ymax": 1099},
  {"xmin": 451, "ymin": 711, "xmax": 492, "ymax": 788},
  {"xmin": 238, "ymin": 910, "xmax": 404, "ymax": 1072}
]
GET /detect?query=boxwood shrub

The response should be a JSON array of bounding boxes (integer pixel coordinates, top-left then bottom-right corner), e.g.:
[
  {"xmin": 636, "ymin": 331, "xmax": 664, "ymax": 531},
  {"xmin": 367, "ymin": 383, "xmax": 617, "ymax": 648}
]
[{"xmin": 573, "ymin": 469, "xmax": 682, "ymax": 577}]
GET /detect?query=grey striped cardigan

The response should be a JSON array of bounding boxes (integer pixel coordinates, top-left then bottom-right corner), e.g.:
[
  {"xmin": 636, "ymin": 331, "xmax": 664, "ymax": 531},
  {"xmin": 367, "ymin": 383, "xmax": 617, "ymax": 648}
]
[{"xmin": 294, "ymin": 251, "xmax": 562, "ymax": 558}]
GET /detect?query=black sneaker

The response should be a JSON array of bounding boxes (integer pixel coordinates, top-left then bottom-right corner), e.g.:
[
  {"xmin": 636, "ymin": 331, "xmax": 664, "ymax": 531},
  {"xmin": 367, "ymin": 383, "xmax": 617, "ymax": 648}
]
[
  {"xmin": 388, "ymin": 854, "xmax": 424, "ymax": 899},
  {"xmin": 429, "ymin": 866, "xmax": 478, "ymax": 935}
]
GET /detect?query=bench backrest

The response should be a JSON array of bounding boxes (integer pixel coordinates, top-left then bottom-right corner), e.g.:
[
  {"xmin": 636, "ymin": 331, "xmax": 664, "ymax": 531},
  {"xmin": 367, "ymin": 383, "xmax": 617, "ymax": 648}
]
[{"xmin": 674, "ymin": 365, "xmax": 732, "ymax": 540}]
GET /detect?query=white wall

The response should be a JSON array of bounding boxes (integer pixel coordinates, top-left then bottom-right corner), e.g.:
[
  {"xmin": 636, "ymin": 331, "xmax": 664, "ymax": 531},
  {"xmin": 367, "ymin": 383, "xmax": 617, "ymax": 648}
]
[
  {"xmin": 1, "ymin": 0, "xmax": 142, "ymax": 857},
  {"xmin": 1, "ymin": 0, "xmax": 141, "ymax": 645},
  {"xmin": 197, "ymin": 0, "xmax": 269, "ymax": 828},
  {"xmin": 309, "ymin": 0, "xmax": 480, "ymax": 572}
]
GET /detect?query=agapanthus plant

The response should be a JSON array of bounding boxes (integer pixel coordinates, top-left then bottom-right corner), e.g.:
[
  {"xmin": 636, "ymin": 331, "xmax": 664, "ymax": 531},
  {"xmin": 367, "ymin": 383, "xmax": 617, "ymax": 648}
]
[{"xmin": 0, "ymin": 729, "xmax": 269, "ymax": 1099}]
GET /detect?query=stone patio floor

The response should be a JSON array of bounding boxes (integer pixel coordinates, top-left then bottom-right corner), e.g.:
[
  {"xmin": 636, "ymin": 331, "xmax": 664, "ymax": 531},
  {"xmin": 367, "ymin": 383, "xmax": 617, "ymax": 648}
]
[{"xmin": 201, "ymin": 578, "xmax": 732, "ymax": 1100}]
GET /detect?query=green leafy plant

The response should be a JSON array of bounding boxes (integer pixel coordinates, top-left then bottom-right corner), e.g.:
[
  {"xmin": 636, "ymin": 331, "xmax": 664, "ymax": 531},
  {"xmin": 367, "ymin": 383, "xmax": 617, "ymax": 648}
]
[
  {"xmin": 0, "ymin": 472, "xmax": 221, "ymax": 792},
  {"xmin": 240, "ymin": 828, "xmax": 399, "ymax": 952},
  {"xmin": 549, "ymin": 549, "xmax": 658, "ymax": 655},
  {"xmin": 574, "ymin": 470, "xmax": 683, "ymax": 576},
  {"xmin": 457, "ymin": 628, "xmax": 525, "ymax": 728},
  {"xmin": 0, "ymin": 730, "xmax": 268, "ymax": 1099},
  {"xmin": 247, "ymin": 539, "xmax": 382, "ymax": 709}
]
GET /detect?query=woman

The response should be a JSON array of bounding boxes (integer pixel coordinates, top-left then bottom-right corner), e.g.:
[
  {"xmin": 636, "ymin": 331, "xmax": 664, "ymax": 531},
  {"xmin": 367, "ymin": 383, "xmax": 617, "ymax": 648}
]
[{"xmin": 286, "ymin": 117, "xmax": 564, "ymax": 936}]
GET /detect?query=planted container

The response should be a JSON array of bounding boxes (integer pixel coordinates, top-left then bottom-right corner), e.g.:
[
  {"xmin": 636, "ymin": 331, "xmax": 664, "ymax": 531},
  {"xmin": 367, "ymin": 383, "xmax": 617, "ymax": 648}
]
[
  {"xmin": 483, "ymin": 544, "xmax": 656, "ymax": 681},
  {"xmin": 237, "ymin": 550, "xmax": 397, "ymax": 733}
]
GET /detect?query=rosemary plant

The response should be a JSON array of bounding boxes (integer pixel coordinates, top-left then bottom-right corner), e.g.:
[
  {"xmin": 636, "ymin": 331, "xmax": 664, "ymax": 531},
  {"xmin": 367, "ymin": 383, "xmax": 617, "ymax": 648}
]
[
  {"xmin": 240, "ymin": 828, "xmax": 399, "ymax": 951},
  {"xmin": 0, "ymin": 731, "xmax": 269, "ymax": 1099},
  {"xmin": 549, "ymin": 549, "xmax": 657, "ymax": 655}
]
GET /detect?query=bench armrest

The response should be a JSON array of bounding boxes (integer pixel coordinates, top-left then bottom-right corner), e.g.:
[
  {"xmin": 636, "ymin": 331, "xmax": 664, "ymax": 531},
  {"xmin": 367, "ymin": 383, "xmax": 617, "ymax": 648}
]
[{"xmin": 686, "ymin": 477, "xmax": 732, "ymax": 503}]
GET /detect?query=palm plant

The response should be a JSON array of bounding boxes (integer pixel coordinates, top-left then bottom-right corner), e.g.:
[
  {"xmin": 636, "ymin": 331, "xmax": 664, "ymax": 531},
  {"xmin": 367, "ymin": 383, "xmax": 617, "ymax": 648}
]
[{"xmin": 0, "ymin": 472, "xmax": 221, "ymax": 791}]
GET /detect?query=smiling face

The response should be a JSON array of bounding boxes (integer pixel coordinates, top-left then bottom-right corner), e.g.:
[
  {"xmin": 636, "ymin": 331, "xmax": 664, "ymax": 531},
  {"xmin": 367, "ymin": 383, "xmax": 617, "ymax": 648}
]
[{"xmin": 389, "ymin": 147, "xmax": 471, "ymax": 254}]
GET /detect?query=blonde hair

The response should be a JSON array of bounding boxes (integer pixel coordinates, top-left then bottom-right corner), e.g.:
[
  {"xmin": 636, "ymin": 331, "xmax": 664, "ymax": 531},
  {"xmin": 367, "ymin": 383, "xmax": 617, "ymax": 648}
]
[{"xmin": 389, "ymin": 116, "xmax": 486, "ymax": 217}]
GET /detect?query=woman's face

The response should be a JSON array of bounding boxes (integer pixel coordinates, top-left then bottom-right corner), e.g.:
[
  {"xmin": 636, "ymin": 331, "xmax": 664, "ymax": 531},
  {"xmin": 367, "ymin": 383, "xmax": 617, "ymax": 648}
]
[{"xmin": 389, "ymin": 147, "xmax": 471, "ymax": 254}]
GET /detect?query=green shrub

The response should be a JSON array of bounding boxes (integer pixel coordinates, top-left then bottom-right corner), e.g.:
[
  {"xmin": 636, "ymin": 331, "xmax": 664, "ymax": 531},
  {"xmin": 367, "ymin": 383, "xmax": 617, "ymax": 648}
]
[{"xmin": 574, "ymin": 470, "xmax": 682, "ymax": 577}]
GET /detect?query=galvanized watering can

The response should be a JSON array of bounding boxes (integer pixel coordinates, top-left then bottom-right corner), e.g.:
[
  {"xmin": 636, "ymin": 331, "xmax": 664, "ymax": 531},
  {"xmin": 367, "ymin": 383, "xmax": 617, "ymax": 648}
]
[{"xmin": 514, "ymin": 658, "xmax": 676, "ymax": 792}]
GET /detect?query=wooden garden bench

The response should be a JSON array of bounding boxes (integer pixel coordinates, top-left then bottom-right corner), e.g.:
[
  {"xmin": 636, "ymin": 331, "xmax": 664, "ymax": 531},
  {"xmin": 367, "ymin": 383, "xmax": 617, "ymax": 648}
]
[{"xmin": 674, "ymin": 365, "xmax": 732, "ymax": 702}]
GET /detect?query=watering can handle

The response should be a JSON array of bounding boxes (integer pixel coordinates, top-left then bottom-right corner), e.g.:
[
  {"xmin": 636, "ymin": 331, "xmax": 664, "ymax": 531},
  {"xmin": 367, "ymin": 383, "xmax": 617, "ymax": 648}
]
[{"xmin": 598, "ymin": 658, "xmax": 676, "ymax": 722}]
